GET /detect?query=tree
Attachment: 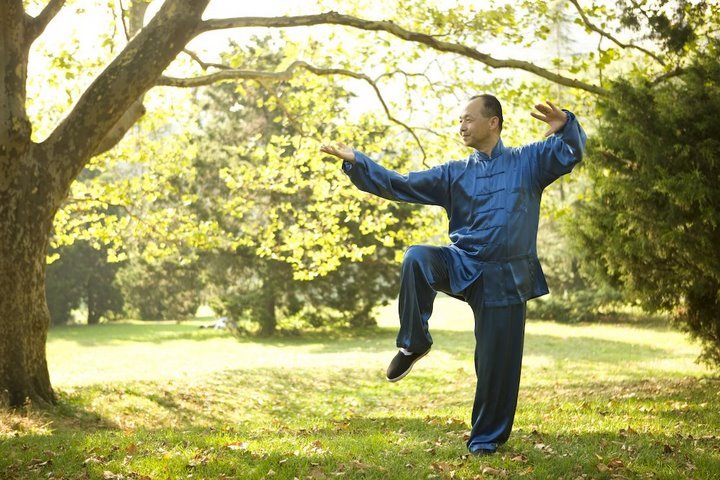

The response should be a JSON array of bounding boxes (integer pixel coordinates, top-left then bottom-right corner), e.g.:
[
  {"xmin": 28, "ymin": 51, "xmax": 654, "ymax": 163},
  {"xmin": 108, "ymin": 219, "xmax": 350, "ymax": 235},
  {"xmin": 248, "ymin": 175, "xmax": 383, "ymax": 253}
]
[
  {"xmin": 115, "ymin": 255, "xmax": 202, "ymax": 321},
  {"xmin": 2, "ymin": 0, "xmax": 717, "ymax": 407},
  {"xmin": 568, "ymin": 39, "xmax": 720, "ymax": 364},
  {"xmin": 46, "ymin": 240, "xmax": 124, "ymax": 325},
  {"xmin": 180, "ymin": 41, "xmax": 430, "ymax": 336}
]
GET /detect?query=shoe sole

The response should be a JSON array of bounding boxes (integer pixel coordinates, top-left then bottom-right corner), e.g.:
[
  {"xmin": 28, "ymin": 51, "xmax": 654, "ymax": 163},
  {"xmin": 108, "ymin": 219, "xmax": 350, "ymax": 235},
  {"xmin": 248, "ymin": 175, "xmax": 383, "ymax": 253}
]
[{"xmin": 386, "ymin": 348, "xmax": 430, "ymax": 383}]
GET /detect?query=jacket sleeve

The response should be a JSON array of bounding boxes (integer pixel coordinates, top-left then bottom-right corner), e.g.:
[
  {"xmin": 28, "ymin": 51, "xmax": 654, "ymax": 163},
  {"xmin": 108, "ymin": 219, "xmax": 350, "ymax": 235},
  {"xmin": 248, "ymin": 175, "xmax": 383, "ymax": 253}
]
[
  {"xmin": 529, "ymin": 110, "xmax": 587, "ymax": 191},
  {"xmin": 342, "ymin": 150, "xmax": 451, "ymax": 209}
]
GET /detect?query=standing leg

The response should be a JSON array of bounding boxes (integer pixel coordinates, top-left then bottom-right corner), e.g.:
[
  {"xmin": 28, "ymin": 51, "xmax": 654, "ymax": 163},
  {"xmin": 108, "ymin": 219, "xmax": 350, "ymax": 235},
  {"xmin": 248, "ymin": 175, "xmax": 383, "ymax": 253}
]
[
  {"xmin": 396, "ymin": 245, "xmax": 451, "ymax": 353},
  {"xmin": 464, "ymin": 278, "xmax": 527, "ymax": 453}
]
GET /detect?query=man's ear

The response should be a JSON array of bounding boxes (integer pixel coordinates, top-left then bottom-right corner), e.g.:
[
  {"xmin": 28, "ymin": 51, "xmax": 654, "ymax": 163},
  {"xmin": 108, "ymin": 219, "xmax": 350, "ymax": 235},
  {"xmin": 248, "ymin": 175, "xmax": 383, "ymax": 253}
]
[{"xmin": 489, "ymin": 116, "xmax": 500, "ymax": 131}]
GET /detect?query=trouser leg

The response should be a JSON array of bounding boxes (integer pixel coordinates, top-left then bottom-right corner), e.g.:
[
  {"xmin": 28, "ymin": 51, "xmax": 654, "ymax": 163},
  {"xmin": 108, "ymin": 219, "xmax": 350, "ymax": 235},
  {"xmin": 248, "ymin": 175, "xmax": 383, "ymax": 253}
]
[
  {"xmin": 464, "ymin": 279, "xmax": 527, "ymax": 452},
  {"xmin": 396, "ymin": 245, "xmax": 451, "ymax": 353}
]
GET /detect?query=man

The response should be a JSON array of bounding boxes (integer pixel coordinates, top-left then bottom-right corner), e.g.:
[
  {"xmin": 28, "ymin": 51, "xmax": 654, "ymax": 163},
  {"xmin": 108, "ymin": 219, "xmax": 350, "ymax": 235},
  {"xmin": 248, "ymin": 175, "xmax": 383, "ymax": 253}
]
[{"xmin": 320, "ymin": 95, "xmax": 586, "ymax": 454}]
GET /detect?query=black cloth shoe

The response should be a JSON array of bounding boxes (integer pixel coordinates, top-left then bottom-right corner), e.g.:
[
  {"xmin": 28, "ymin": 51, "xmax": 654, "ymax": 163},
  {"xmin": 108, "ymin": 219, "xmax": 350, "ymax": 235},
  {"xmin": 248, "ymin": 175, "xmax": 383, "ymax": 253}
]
[{"xmin": 386, "ymin": 348, "xmax": 430, "ymax": 382}]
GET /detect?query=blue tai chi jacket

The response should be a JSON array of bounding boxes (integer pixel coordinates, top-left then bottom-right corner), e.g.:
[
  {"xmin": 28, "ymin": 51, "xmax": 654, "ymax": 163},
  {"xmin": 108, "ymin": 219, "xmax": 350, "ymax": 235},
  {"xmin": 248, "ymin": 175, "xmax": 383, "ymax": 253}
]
[{"xmin": 342, "ymin": 111, "xmax": 587, "ymax": 307}]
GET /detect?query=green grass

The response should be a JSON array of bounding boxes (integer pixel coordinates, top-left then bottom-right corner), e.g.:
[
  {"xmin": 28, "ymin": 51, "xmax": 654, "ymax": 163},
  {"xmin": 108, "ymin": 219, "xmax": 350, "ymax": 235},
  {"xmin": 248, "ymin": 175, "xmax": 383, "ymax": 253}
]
[{"xmin": 1, "ymin": 297, "xmax": 719, "ymax": 479}]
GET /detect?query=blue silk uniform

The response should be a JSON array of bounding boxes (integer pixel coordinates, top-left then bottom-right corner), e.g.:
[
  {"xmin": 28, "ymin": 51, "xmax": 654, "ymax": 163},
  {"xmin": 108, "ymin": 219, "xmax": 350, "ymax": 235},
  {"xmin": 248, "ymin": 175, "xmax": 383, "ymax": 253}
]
[{"xmin": 342, "ymin": 112, "xmax": 586, "ymax": 452}]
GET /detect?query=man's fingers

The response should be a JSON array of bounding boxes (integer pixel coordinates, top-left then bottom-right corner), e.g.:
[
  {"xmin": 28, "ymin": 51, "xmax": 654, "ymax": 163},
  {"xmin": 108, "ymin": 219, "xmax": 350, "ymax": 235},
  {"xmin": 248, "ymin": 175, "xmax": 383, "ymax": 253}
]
[
  {"xmin": 534, "ymin": 103, "xmax": 551, "ymax": 114},
  {"xmin": 546, "ymin": 100, "xmax": 558, "ymax": 111},
  {"xmin": 530, "ymin": 111, "xmax": 545, "ymax": 121}
]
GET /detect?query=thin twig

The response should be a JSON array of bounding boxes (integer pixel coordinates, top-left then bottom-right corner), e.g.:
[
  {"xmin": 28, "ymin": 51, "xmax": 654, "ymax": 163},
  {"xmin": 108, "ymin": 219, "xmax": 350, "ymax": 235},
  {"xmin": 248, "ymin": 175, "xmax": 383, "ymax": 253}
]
[{"xmin": 182, "ymin": 49, "xmax": 232, "ymax": 71}]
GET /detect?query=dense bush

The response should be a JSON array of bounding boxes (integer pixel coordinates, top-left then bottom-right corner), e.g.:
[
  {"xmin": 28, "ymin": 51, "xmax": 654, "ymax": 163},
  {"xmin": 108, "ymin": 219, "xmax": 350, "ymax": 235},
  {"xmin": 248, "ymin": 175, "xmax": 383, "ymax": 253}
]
[{"xmin": 568, "ymin": 42, "xmax": 720, "ymax": 366}]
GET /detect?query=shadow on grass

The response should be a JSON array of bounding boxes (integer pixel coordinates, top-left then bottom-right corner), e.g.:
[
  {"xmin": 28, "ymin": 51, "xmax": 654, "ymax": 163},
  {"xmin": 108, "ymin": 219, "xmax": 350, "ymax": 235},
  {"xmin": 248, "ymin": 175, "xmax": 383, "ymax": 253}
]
[
  {"xmin": 269, "ymin": 328, "xmax": 673, "ymax": 365},
  {"xmin": 48, "ymin": 322, "xmax": 229, "ymax": 346}
]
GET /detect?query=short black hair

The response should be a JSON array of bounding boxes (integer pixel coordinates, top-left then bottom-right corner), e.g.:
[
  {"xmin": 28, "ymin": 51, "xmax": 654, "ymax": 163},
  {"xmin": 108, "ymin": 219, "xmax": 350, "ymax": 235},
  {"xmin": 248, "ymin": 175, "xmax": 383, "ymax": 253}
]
[{"xmin": 469, "ymin": 94, "xmax": 503, "ymax": 132}]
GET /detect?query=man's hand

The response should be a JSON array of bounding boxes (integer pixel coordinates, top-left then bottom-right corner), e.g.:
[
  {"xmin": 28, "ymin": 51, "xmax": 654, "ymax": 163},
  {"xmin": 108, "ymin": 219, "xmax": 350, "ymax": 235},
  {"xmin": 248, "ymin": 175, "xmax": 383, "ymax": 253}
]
[
  {"xmin": 531, "ymin": 101, "xmax": 568, "ymax": 137},
  {"xmin": 320, "ymin": 142, "xmax": 356, "ymax": 163}
]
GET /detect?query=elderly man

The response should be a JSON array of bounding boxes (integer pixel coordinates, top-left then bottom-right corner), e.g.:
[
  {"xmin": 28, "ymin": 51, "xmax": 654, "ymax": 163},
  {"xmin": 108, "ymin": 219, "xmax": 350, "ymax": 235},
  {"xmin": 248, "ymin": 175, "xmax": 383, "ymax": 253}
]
[{"xmin": 320, "ymin": 94, "xmax": 586, "ymax": 454}]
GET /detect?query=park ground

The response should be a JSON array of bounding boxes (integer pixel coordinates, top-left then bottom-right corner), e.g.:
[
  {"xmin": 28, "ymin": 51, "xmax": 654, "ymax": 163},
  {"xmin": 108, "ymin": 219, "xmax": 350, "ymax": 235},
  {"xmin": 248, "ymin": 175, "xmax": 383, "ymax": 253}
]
[{"xmin": 1, "ymin": 298, "xmax": 719, "ymax": 479}]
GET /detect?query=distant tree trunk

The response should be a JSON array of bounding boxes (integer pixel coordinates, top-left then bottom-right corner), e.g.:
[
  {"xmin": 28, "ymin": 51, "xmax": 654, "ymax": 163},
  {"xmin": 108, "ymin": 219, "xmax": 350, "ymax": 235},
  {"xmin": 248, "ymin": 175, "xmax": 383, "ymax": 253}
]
[
  {"xmin": 87, "ymin": 277, "xmax": 101, "ymax": 326},
  {"xmin": 258, "ymin": 266, "xmax": 278, "ymax": 336}
]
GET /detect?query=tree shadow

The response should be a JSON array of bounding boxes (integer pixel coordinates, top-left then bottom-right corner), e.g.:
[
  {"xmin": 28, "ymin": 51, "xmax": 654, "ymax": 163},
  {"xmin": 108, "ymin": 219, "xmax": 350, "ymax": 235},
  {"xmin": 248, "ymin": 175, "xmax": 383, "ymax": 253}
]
[
  {"xmin": 275, "ymin": 327, "xmax": 672, "ymax": 366},
  {"xmin": 48, "ymin": 322, "xmax": 231, "ymax": 346}
]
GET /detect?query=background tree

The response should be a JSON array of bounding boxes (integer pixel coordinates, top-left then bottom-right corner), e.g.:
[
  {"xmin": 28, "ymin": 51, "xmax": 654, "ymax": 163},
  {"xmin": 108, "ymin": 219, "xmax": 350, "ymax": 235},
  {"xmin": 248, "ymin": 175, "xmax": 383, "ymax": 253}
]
[
  {"xmin": 45, "ymin": 240, "xmax": 124, "ymax": 325},
  {"xmin": 147, "ymin": 38, "xmax": 435, "ymax": 335},
  {"xmin": 568, "ymin": 39, "xmax": 720, "ymax": 365},
  {"xmin": 116, "ymin": 255, "xmax": 203, "ymax": 321}
]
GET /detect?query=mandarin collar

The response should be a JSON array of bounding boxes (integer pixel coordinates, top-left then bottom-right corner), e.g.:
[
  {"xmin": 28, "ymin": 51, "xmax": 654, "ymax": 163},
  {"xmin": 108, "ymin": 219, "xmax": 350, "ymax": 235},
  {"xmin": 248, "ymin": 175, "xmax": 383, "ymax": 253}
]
[{"xmin": 472, "ymin": 139, "xmax": 505, "ymax": 161}]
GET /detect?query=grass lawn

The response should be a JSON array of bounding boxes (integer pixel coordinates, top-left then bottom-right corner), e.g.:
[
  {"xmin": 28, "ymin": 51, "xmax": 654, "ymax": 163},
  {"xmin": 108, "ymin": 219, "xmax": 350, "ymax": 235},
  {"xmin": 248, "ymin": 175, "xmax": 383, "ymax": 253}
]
[{"xmin": 1, "ymin": 297, "xmax": 719, "ymax": 479}]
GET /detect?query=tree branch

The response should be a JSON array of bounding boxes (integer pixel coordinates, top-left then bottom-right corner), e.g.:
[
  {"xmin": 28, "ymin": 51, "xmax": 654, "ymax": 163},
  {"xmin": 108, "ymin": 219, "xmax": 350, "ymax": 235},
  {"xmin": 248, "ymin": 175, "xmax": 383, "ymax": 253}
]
[
  {"xmin": 43, "ymin": 0, "xmax": 211, "ymax": 204},
  {"xmin": 182, "ymin": 49, "xmax": 231, "ymax": 70},
  {"xmin": 92, "ymin": 101, "xmax": 146, "ymax": 157},
  {"xmin": 64, "ymin": 197, "xmax": 167, "ymax": 241},
  {"xmin": 29, "ymin": 0, "xmax": 66, "ymax": 40},
  {"xmin": 568, "ymin": 0, "xmax": 665, "ymax": 65},
  {"xmin": 198, "ymin": 11, "xmax": 609, "ymax": 96},
  {"xmin": 117, "ymin": 0, "xmax": 131, "ymax": 41},
  {"xmin": 651, "ymin": 66, "xmax": 685, "ymax": 85},
  {"xmin": 157, "ymin": 60, "xmax": 429, "ymax": 163}
]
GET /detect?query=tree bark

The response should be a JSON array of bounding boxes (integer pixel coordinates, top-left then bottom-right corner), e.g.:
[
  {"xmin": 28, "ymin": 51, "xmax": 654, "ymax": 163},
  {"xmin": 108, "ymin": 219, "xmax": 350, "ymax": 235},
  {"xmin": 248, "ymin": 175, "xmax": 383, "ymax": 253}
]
[
  {"xmin": 0, "ymin": 148, "xmax": 57, "ymax": 407},
  {"xmin": 1, "ymin": 0, "xmax": 211, "ymax": 408}
]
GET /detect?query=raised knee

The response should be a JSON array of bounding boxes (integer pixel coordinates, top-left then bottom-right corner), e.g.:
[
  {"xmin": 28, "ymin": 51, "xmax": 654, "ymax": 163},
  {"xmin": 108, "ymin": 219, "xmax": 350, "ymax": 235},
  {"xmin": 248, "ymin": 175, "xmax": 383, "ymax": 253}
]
[{"xmin": 402, "ymin": 245, "xmax": 429, "ymax": 267}]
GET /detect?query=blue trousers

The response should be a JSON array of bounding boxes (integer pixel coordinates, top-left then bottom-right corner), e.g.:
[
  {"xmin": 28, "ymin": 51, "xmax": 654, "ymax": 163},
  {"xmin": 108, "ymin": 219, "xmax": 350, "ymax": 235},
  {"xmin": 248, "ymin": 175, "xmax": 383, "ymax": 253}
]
[{"xmin": 396, "ymin": 245, "xmax": 526, "ymax": 453}]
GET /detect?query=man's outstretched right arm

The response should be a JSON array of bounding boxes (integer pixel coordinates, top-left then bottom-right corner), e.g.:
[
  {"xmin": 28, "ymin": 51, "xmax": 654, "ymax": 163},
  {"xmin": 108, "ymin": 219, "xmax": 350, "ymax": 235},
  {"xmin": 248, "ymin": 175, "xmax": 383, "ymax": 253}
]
[{"xmin": 320, "ymin": 143, "xmax": 450, "ymax": 209}]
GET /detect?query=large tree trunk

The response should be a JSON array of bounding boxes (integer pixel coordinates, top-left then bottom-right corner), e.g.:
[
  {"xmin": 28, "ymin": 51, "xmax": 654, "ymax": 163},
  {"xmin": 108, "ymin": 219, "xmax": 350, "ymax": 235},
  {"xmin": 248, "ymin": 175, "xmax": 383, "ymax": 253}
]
[
  {"xmin": 0, "ymin": 0, "xmax": 210, "ymax": 408},
  {"xmin": 0, "ymin": 154, "xmax": 56, "ymax": 407}
]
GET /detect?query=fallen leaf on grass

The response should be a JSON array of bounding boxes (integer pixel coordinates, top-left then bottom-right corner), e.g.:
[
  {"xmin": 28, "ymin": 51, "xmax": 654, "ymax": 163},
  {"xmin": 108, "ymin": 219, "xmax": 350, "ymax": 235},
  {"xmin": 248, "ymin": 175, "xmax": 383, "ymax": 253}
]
[
  {"xmin": 307, "ymin": 466, "xmax": 327, "ymax": 479},
  {"xmin": 518, "ymin": 466, "xmax": 534, "ymax": 476},
  {"xmin": 596, "ymin": 458, "xmax": 627, "ymax": 475},
  {"xmin": 670, "ymin": 401, "xmax": 690, "ymax": 412},
  {"xmin": 102, "ymin": 471, "xmax": 124, "ymax": 480},
  {"xmin": 187, "ymin": 453, "xmax": 210, "ymax": 468},
  {"xmin": 304, "ymin": 440, "xmax": 327, "ymax": 455},
  {"xmin": 336, "ymin": 459, "xmax": 380, "ymax": 472},
  {"xmin": 481, "ymin": 466, "xmax": 508, "ymax": 477},
  {"xmin": 533, "ymin": 442, "xmax": 555, "ymax": 454},
  {"xmin": 446, "ymin": 418, "xmax": 466, "ymax": 426},
  {"xmin": 226, "ymin": 441, "xmax": 249, "ymax": 451},
  {"xmin": 27, "ymin": 458, "xmax": 52, "ymax": 469},
  {"xmin": 430, "ymin": 461, "xmax": 455, "ymax": 473}
]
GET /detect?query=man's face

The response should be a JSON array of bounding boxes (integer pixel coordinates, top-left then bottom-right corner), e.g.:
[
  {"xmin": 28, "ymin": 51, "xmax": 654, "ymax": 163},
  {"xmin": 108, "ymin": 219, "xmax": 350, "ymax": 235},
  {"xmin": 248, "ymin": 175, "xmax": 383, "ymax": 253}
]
[{"xmin": 459, "ymin": 98, "xmax": 498, "ymax": 150}]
